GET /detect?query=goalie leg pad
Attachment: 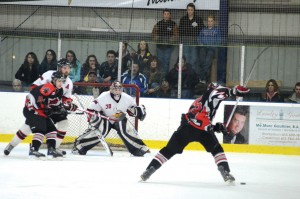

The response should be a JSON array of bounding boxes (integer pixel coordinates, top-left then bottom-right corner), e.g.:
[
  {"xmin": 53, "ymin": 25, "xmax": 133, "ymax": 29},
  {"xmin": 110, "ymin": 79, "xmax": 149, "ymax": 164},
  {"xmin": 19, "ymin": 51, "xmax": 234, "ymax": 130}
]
[
  {"xmin": 114, "ymin": 120, "xmax": 149, "ymax": 156},
  {"xmin": 89, "ymin": 115, "xmax": 102, "ymax": 129},
  {"xmin": 73, "ymin": 129, "xmax": 101, "ymax": 155}
]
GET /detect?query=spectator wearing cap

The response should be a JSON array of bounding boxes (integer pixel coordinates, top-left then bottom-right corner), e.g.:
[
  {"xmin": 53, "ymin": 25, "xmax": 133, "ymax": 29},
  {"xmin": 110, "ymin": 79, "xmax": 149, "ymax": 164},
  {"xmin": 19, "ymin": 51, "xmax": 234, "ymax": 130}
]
[{"xmin": 152, "ymin": 8, "xmax": 178, "ymax": 76}]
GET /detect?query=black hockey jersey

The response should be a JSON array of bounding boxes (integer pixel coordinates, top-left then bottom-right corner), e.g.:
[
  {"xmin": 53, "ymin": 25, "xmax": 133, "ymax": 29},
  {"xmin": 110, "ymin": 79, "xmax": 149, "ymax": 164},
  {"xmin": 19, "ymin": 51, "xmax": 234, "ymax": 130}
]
[{"xmin": 185, "ymin": 84, "xmax": 231, "ymax": 131}]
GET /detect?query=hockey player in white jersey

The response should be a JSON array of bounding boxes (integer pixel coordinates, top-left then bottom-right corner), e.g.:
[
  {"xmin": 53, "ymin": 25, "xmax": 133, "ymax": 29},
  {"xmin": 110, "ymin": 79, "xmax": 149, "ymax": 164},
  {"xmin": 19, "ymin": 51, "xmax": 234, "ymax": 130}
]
[
  {"xmin": 4, "ymin": 58, "xmax": 77, "ymax": 156},
  {"xmin": 72, "ymin": 80, "xmax": 150, "ymax": 156}
]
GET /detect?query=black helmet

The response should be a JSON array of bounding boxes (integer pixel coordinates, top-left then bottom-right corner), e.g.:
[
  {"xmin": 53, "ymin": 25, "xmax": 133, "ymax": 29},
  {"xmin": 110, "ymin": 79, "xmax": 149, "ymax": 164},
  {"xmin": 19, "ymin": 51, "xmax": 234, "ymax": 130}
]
[
  {"xmin": 51, "ymin": 71, "xmax": 66, "ymax": 84},
  {"xmin": 57, "ymin": 58, "xmax": 72, "ymax": 68},
  {"xmin": 207, "ymin": 82, "xmax": 219, "ymax": 90}
]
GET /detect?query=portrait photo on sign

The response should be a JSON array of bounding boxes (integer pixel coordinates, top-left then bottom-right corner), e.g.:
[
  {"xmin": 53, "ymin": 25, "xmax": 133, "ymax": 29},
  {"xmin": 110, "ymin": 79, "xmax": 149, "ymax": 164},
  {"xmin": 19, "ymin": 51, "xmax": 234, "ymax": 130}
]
[{"xmin": 223, "ymin": 105, "xmax": 250, "ymax": 144}]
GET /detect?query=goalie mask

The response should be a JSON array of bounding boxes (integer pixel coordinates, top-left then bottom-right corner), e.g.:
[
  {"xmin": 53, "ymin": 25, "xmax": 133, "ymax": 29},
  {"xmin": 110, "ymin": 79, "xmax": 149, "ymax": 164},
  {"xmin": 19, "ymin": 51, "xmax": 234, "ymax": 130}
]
[{"xmin": 110, "ymin": 80, "xmax": 123, "ymax": 100}]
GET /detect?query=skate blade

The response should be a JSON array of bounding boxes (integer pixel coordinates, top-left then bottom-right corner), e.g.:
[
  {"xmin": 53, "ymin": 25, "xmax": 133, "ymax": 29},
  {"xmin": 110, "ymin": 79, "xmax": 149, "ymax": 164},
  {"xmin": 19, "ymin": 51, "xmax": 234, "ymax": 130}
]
[
  {"xmin": 47, "ymin": 156, "xmax": 63, "ymax": 161},
  {"xmin": 138, "ymin": 178, "xmax": 147, "ymax": 183},
  {"xmin": 226, "ymin": 180, "xmax": 236, "ymax": 185},
  {"xmin": 29, "ymin": 156, "xmax": 47, "ymax": 161}
]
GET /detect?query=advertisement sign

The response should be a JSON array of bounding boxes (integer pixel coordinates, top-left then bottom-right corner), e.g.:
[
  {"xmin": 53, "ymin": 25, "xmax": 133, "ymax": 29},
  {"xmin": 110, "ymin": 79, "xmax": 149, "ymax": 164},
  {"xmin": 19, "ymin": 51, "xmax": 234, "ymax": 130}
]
[
  {"xmin": 223, "ymin": 105, "xmax": 250, "ymax": 144},
  {"xmin": 0, "ymin": 0, "xmax": 220, "ymax": 10},
  {"xmin": 249, "ymin": 106, "xmax": 300, "ymax": 146},
  {"xmin": 223, "ymin": 104, "xmax": 300, "ymax": 146}
]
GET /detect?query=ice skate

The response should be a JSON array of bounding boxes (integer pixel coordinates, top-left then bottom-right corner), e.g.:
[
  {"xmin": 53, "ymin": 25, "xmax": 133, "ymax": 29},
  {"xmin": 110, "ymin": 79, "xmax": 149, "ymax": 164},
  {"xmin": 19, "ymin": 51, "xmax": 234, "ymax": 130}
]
[
  {"xmin": 140, "ymin": 166, "xmax": 156, "ymax": 182},
  {"xmin": 55, "ymin": 148, "xmax": 66, "ymax": 157},
  {"xmin": 4, "ymin": 143, "xmax": 14, "ymax": 156},
  {"xmin": 29, "ymin": 147, "xmax": 46, "ymax": 159},
  {"xmin": 47, "ymin": 147, "xmax": 63, "ymax": 159},
  {"xmin": 218, "ymin": 166, "xmax": 235, "ymax": 183}
]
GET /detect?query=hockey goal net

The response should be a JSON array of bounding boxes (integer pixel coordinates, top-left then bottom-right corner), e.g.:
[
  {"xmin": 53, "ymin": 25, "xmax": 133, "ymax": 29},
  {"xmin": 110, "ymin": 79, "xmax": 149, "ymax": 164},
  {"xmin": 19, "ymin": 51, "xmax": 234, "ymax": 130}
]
[{"xmin": 62, "ymin": 82, "xmax": 140, "ymax": 149}]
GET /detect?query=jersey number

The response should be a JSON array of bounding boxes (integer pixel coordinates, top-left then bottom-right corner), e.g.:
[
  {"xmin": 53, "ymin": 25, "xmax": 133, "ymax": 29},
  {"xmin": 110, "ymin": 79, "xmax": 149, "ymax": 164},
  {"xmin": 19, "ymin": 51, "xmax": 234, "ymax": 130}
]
[{"xmin": 105, "ymin": 104, "xmax": 112, "ymax": 109}]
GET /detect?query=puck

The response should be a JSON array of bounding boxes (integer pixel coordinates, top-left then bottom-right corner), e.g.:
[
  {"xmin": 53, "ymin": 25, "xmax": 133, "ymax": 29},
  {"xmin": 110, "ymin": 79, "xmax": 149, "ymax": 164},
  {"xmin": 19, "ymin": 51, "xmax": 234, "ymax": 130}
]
[{"xmin": 240, "ymin": 182, "xmax": 246, "ymax": 185}]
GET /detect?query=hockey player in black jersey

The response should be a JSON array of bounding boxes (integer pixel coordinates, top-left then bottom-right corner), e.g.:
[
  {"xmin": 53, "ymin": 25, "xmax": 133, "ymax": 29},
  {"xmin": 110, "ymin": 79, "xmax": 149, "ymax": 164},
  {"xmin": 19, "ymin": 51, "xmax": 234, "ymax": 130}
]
[
  {"xmin": 140, "ymin": 82, "xmax": 250, "ymax": 183},
  {"xmin": 4, "ymin": 72, "xmax": 66, "ymax": 158}
]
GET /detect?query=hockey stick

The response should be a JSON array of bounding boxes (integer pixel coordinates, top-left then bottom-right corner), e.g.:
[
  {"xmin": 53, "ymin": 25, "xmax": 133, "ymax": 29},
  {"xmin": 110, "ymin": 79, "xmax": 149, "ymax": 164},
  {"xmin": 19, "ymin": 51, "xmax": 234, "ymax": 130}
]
[
  {"xmin": 73, "ymin": 94, "xmax": 113, "ymax": 156},
  {"xmin": 225, "ymin": 47, "xmax": 270, "ymax": 127}
]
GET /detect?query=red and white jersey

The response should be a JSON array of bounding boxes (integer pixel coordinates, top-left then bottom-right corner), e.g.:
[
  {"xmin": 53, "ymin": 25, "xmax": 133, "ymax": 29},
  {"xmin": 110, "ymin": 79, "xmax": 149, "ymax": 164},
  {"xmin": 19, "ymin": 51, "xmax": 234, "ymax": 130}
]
[
  {"xmin": 88, "ymin": 91, "xmax": 136, "ymax": 123},
  {"xmin": 32, "ymin": 70, "xmax": 73, "ymax": 104},
  {"xmin": 186, "ymin": 85, "xmax": 231, "ymax": 131}
]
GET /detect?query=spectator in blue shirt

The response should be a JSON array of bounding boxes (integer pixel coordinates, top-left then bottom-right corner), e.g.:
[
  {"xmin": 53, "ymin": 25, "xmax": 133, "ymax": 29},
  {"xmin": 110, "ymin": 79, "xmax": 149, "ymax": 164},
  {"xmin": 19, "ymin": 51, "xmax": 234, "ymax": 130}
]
[
  {"xmin": 121, "ymin": 62, "xmax": 148, "ymax": 97},
  {"xmin": 198, "ymin": 15, "xmax": 221, "ymax": 83}
]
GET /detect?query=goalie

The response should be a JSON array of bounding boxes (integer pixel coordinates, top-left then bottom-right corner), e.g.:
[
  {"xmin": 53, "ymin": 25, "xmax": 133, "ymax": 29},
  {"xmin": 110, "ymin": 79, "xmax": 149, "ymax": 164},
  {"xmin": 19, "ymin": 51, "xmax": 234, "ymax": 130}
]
[{"xmin": 72, "ymin": 80, "xmax": 150, "ymax": 156}]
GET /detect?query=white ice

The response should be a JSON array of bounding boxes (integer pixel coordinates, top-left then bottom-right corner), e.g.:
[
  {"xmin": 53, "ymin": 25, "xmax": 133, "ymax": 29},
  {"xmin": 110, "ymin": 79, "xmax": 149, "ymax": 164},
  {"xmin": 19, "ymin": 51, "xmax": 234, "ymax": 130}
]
[{"xmin": 0, "ymin": 143, "xmax": 299, "ymax": 199}]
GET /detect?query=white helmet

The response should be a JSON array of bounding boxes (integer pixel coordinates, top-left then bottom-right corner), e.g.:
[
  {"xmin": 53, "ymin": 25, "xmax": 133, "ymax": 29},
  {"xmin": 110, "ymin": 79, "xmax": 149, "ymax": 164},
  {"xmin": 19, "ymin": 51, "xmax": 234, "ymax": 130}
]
[{"xmin": 110, "ymin": 80, "xmax": 123, "ymax": 100}]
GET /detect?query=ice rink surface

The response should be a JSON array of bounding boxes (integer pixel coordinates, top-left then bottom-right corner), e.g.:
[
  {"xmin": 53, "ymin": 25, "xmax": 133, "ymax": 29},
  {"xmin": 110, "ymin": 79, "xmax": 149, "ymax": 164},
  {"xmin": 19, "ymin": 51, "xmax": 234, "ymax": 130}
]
[{"xmin": 0, "ymin": 143, "xmax": 299, "ymax": 199}]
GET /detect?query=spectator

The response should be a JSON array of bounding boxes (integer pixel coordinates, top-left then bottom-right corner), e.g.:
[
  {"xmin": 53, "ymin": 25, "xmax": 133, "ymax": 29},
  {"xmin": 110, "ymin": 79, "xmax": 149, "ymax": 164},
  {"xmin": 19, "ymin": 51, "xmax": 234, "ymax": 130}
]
[
  {"xmin": 288, "ymin": 82, "xmax": 300, "ymax": 103},
  {"xmin": 121, "ymin": 62, "xmax": 148, "ymax": 97},
  {"xmin": 66, "ymin": 50, "xmax": 81, "ymax": 82},
  {"xmin": 223, "ymin": 106, "xmax": 248, "ymax": 144},
  {"xmin": 132, "ymin": 41, "xmax": 152, "ymax": 73},
  {"xmin": 143, "ymin": 56, "xmax": 164, "ymax": 97},
  {"xmin": 157, "ymin": 80, "xmax": 172, "ymax": 98},
  {"xmin": 80, "ymin": 55, "xmax": 100, "ymax": 82},
  {"xmin": 12, "ymin": 79, "xmax": 23, "ymax": 92},
  {"xmin": 116, "ymin": 42, "xmax": 132, "ymax": 73},
  {"xmin": 179, "ymin": 3, "xmax": 204, "ymax": 71},
  {"xmin": 165, "ymin": 56, "xmax": 198, "ymax": 99},
  {"xmin": 39, "ymin": 49, "xmax": 57, "ymax": 75},
  {"xmin": 198, "ymin": 15, "xmax": 221, "ymax": 83},
  {"xmin": 99, "ymin": 50, "xmax": 118, "ymax": 83},
  {"xmin": 152, "ymin": 8, "xmax": 178, "ymax": 75},
  {"xmin": 15, "ymin": 52, "xmax": 39, "ymax": 87},
  {"xmin": 75, "ymin": 71, "xmax": 100, "ymax": 99},
  {"xmin": 260, "ymin": 79, "xmax": 284, "ymax": 102}
]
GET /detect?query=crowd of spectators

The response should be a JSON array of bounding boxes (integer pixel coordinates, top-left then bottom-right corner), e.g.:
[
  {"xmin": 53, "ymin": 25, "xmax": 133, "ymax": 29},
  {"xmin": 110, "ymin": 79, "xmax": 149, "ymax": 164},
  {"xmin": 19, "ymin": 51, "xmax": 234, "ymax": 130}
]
[{"xmin": 9, "ymin": 2, "xmax": 298, "ymax": 103}]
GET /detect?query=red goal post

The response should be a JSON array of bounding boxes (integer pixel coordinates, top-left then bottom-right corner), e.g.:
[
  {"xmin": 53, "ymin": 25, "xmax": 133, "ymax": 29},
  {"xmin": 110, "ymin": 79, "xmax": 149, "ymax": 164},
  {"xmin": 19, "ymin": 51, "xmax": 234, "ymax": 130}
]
[{"xmin": 62, "ymin": 82, "xmax": 140, "ymax": 148}]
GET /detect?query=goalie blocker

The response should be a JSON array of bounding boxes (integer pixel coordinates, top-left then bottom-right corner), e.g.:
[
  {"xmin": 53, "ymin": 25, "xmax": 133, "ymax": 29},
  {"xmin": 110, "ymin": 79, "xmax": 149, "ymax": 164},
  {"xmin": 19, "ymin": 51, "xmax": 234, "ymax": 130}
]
[{"xmin": 72, "ymin": 80, "xmax": 150, "ymax": 156}]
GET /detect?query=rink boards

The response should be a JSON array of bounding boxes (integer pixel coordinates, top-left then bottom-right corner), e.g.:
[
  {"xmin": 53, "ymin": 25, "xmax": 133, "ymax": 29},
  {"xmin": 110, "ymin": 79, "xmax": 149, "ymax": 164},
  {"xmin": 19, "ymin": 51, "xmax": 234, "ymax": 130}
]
[{"xmin": 0, "ymin": 92, "xmax": 299, "ymax": 155}]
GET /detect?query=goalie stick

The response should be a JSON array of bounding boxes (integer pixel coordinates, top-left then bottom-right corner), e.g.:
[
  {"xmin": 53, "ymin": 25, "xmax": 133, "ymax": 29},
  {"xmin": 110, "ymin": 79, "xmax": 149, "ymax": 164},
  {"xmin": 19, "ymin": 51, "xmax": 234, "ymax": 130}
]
[{"xmin": 73, "ymin": 94, "xmax": 113, "ymax": 156}]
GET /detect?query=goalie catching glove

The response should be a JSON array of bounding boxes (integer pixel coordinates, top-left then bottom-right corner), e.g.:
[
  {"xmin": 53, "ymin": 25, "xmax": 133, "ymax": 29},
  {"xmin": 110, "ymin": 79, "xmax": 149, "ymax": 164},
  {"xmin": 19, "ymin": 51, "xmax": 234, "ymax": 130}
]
[
  {"xmin": 127, "ymin": 105, "xmax": 146, "ymax": 121},
  {"xmin": 230, "ymin": 85, "xmax": 250, "ymax": 97}
]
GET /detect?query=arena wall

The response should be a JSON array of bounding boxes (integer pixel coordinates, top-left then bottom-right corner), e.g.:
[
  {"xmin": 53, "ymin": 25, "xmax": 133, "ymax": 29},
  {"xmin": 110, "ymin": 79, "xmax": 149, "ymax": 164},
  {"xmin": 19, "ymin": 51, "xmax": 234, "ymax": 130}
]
[{"xmin": 0, "ymin": 92, "xmax": 299, "ymax": 155}]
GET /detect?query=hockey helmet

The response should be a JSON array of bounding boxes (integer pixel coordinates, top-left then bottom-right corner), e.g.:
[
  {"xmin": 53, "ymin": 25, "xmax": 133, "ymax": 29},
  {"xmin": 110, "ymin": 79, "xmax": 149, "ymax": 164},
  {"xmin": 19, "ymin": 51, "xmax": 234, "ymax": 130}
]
[
  {"xmin": 57, "ymin": 58, "xmax": 72, "ymax": 68},
  {"xmin": 207, "ymin": 82, "xmax": 219, "ymax": 90},
  {"xmin": 51, "ymin": 71, "xmax": 66, "ymax": 85},
  {"xmin": 110, "ymin": 80, "xmax": 123, "ymax": 99}
]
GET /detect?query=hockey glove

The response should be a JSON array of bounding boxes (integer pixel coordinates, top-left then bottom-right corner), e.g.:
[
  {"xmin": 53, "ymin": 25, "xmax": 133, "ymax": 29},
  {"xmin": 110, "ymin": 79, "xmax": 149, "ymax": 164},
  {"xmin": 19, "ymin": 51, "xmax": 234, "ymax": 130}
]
[
  {"xmin": 64, "ymin": 103, "xmax": 78, "ymax": 112},
  {"xmin": 213, "ymin": 122, "xmax": 228, "ymax": 135},
  {"xmin": 230, "ymin": 85, "xmax": 250, "ymax": 97},
  {"xmin": 127, "ymin": 105, "xmax": 146, "ymax": 121}
]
